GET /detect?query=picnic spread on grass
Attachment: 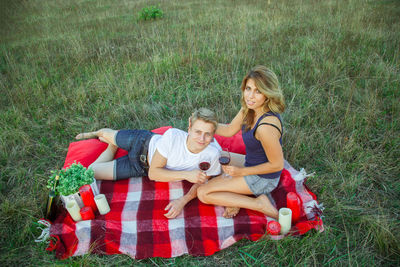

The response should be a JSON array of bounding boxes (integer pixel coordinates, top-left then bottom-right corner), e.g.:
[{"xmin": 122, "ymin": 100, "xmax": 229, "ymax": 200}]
[{"xmin": 41, "ymin": 126, "xmax": 324, "ymax": 259}]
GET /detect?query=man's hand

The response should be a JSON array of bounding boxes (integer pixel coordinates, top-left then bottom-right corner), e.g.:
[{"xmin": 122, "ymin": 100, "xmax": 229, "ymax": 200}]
[
  {"xmin": 149, "ymin": 151, "xmax": 210, "ymax": 183},
  {"xmin": 222, "ymin": 165, "xmax": 243, "ymax": 177},
  {"xmin": 185, "ymin": 170, "xmax": 208, "ymax": 184},
  {"xmin": 164, "ymin": 198, "xmax": 186, "ymax": 219}
]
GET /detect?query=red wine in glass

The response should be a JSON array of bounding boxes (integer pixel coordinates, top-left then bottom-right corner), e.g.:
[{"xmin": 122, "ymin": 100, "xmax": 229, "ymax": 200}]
[
  {"xmin": 199, "ymin": 162, "xmax": 210, "ymax": 171},
  {"xmin": 219, "ymin": 156, "xmax": 230, "ymax": 165},
  {"xmin": 219, "ymin": 151, "xmax": 231, "ymax": 178}
]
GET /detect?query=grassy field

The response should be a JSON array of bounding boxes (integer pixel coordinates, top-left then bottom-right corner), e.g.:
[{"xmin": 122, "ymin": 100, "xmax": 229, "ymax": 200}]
[{"xmin": 1, "ymin": 0, "xmax": 399, "ymax": 265}]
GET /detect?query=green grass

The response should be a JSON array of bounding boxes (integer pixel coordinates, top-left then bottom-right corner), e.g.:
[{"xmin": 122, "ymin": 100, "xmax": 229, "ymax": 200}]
[{"xmin": 1, "ymin": 0, "xmax": 399, "ymax": 265}]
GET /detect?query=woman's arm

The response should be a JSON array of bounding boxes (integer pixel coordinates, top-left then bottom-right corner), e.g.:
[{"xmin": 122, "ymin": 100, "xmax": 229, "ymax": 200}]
[
  {"xmin": 215, "ymin": 108, "xmax": 245, "ymax": 137},
  {"xmin": 222, "ymin": 117, "xmax": 283, "ymax": 177}
]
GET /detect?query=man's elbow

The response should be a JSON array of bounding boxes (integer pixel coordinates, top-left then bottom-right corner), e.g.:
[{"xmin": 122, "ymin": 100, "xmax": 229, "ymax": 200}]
[
  {"xmin": 148, "ymin": 168, "xmax": 167, "ymax": 182},
  {"xmin": 148, "ymin": 168, "xmax": 157, "ymax": 181}
]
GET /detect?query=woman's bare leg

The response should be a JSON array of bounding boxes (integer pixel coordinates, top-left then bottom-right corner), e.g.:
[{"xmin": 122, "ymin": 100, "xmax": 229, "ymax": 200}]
[
  {"xmin": 221, "ymin": 152, "xmax": 245, "ymax": 218},
  {"xmin": 198, "ymin": 176, "xmax": 279, "ymax": 219}
]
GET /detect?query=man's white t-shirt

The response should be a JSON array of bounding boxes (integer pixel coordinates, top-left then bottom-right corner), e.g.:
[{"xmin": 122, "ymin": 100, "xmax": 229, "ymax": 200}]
[{"xmin": 148, "ymin": 128, "xmax": 221, "ymax": 176}]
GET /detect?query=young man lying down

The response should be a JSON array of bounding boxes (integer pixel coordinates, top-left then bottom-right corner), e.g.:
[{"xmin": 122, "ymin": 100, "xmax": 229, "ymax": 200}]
[{"xmin": 76, "ymin": 108, "xmax": 222, "ymax": 219}]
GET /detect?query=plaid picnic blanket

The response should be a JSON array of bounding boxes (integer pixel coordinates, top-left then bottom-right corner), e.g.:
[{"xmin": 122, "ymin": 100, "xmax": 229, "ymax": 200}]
[{"xmin": 48, "ymin": 127, "xmax": 324, "ymax": 259}]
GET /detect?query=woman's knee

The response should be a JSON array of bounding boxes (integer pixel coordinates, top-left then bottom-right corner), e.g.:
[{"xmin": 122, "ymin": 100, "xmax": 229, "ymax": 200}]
[{"xmin": 197, "ymin": 185, "xmax": 210, "ymax": 204}]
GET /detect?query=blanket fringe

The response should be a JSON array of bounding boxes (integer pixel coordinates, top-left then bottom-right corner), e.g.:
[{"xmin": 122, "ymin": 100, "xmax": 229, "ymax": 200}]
[
  {"xmin": 304, "ymin": 200, "xmax": 325, "ymax": 220},
  {"xmin": 293, "ymin": 168, "xmax": 315, "ymax": 181},
  {"xmin": 35, "ymin": 219, "xmax": 51, "ymax": 243},
  {"xmin": 292, "ymin": 168, "xmax": 325, "ymax": 225},
  {"xmin": 314, "ymin": 203, "xmax": 325, "ymax": 219}
]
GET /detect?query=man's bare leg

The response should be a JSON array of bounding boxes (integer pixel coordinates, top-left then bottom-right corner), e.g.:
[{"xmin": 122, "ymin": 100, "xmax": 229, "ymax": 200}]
[
  {"xmin": 75, "ymin": 128, "xmax": 118, "ymax": 146},
  {"xmin": 76, "ymin": 129, "xmax": 119, "ymax": 180}
]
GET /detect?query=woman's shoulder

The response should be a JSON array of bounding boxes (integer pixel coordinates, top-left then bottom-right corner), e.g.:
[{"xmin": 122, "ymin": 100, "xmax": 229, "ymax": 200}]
[
  {"xmin": 260, "ymin": 114, "xmax": 281, "ymax": 124},
  {"xmin": 257, "ymin": 113, "xmax": 283, "ymax": 134}
]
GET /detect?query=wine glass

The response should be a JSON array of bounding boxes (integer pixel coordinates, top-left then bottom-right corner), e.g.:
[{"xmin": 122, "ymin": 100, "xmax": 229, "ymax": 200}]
[
  {"xmin": 219, "ymin": 150, "xmax": 231, "ymax": 178},
  {"xmin": 198, "ymin": 155, "xmax": 211, "ymax": 175}
]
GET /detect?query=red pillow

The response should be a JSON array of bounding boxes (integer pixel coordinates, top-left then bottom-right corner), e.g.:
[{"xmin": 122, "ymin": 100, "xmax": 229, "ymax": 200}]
[{"xmin": 214, "ymin": 131, "xmax": 246, "ymax": 155}]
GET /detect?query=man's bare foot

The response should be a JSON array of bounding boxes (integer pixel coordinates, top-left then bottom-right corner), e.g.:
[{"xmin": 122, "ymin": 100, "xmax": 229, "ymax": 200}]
[
  {"xmin": 256, "ymin": 194, "xmax": 279, "ymax": 219},
  {"xmin": 75, "ymin": 131, "xmax": 99, "ymax": 140},
  {"xmin": 223, "ymin": 207, "xmax": 240, "ymax": 218}
]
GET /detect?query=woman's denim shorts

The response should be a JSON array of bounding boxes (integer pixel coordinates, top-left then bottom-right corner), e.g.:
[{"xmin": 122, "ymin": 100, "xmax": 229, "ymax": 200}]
[{"xmin": 244, "ymin": 175, "xmax": 280, "ymax": 196}]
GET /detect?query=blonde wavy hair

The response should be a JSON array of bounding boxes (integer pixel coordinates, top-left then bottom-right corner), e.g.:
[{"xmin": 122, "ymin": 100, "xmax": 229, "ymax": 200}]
[{"xmin": 240, "ymin": 65, "xmax": 285, "ymax": 131}]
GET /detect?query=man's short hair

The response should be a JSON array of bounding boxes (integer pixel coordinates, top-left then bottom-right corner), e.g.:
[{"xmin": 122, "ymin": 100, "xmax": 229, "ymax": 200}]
[{"xmin": 189, "ymin": 108, "xmax": 218, "ymax": 131}]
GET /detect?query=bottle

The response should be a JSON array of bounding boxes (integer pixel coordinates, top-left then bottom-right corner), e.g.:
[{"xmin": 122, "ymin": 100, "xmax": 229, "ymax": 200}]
[{"xmin": 45, "ymin": 175, "xmax": 59, "ymax": 221}]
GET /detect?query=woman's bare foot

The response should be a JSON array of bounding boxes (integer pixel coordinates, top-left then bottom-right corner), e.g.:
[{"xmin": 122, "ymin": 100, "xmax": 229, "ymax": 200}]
[
  {"xmin": 223, "ymin": 207, "xmax": 240, "ymax": 218},
  {"xmin": 256, "ymin": 194, "xmax": 279, "ymax": 219}
]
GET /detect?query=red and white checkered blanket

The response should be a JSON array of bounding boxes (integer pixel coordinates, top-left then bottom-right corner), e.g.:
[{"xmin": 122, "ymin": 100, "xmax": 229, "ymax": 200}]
[{"xmin": 48, "ymin": 127, "xmax": 324, "ymax": 259}]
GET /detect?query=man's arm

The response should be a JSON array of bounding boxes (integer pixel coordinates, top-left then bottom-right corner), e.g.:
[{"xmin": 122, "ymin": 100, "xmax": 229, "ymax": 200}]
[
  {"xmin": 148, "ymin": 150, "xmax": 209, "ymax": 219},
  {"xmin": 164, "ymin": 183, "xmax": 200, "ymax": 219},
  {"xmin": 148, "ymin": 150, "xmax": 208, "ymax": 184}
]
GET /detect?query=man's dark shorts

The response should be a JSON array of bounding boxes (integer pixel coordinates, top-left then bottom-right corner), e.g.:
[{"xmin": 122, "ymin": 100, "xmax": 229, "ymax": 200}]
[{"xmin": 114, "ymin": 129, "xmax": 154, "ymax": 180}]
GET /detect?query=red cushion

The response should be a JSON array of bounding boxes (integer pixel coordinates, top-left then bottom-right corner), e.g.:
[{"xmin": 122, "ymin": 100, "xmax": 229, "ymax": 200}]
[{"xmin": 214, "ymin": 131, "xmax": 246, "ymax": 155}]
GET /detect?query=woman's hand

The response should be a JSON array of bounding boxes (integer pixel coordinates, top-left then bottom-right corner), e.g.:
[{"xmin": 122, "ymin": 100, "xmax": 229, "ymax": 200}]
[
  {"xmin": 222, "ymin": 165, "xmax": 244, "ymax": 177},
  {"xmin": 164, "ymin": 198, "xmax": 186, "ymax": 219}
]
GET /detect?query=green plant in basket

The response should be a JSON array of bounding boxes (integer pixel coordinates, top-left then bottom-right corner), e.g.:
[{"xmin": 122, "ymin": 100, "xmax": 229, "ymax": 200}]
[{"xmin": 47, "ymin": 162, "xmax": 95, "ymax": 196}]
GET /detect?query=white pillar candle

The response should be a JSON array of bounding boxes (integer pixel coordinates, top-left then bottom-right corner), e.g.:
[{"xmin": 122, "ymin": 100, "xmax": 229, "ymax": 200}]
[
  {"xmin": 66, "ymin": 200, "xmax": 82, "ymax": 222},
  {"xmin": 94, "ymin": 194, "xmax": 110, "ymax": 215},
  {"xmin": 279, "ymin": 208, "xmax": 292, "ymax": 235}
]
